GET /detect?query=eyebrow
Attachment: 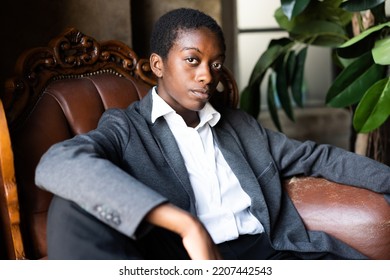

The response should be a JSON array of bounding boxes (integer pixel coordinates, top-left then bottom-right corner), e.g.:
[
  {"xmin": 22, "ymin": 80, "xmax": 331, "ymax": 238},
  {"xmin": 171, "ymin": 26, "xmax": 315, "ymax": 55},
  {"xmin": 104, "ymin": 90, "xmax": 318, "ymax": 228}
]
[
  {"xmin": 181, "ymin": 47, "xmax": 202, "ymax": 53},
  {"xmin": 181, "ymin": 47, "xmax": 225, "ymax": 60}
]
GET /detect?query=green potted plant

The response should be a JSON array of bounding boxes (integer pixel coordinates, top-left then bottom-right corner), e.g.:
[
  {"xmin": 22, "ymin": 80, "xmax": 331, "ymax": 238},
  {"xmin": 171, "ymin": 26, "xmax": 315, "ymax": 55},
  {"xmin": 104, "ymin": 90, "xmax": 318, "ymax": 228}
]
[{"xmin": 241, "ymin": 0, "xmax": 390, "ymax": 163}]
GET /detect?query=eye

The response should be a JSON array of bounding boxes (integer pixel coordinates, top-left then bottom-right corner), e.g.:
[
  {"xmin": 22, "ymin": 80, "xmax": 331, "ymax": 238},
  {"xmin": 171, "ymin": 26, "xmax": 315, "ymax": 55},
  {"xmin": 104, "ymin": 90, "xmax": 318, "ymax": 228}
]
[
  {"xmin": 212, "ymin": 62, "xmax": 223, "ymax": 71},
  {"xmin": 185, "ymin": 57, "xmax": 198, "ymax": 65}
]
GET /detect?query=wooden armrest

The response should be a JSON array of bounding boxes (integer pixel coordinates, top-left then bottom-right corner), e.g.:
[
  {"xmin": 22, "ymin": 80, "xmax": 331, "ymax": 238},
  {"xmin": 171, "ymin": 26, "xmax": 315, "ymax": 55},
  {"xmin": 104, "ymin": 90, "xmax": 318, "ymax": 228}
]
[{"xmin": 0, "ymin": 100, "xmax": 25, "ymax": 259}]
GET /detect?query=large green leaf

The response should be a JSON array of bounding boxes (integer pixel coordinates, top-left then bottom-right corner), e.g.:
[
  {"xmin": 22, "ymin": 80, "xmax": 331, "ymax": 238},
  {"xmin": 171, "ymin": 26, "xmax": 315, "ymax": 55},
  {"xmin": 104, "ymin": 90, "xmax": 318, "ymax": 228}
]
[
  {"xmin": 285, "ymin": 49, "xmax": 296, "ymax": 84},
  {"xmin": 335, "ymin": 54, "xmax": 359, "ymax": 68},
  {"xmin": 275, "ymin": 7, "xmax": 295, "ymax": 32},
  {"xmin": 241, "ymin": 39, "xmax": 295, "ymax": 119},
  {"xmin": 292, "ymin": 34, "xmax": 348, "ymax": 47},
  {"xmin": 275, "ymin": 55, "xmax": 294, "ymax": 121},
  {"xmin": 372, "ymin": 37, "xmax": 390, "ymax": 65},
  {"xmin": 291, "ymin": 47, "xmax": 307, "ymax": 107},
  {"xmin": 248, "ymin": 45, "xmax": 280, "ymax": 85},
  {"xmin": 281, "ymin": 0, "xmax": 311, "ymax": 20},
  {"xmin": 291, "ymin": 19, "xmax": 346, "ymax": 37},
  {"xmin": 248, "ymin": 38, "xmax": 293, "ymax": 86},
  {"xmin": 353, "ymin": 77, "xmax": 390, "ymax": 132},
  {"xmin": 276, "ymin": 0, "xmax": 351, "ymax": 29},
  {"xmin": 267, "ymin": 73, "xmax": 282, "ymax": 131},
  {"xmin": 289, "ymin": 19, "xmax": 348, "ymax": 46},
  {"xmin": 340, "ymin": 0, "xmax": 386, "ymax": 12},
  {"xmin": 275, "ymin": 6, "xmax": 349, "ymax": 47},
  {"xmin": 339, "ymin": 22, "xmax": 390, "ymax": 48},
  {"xmin": 276, "ymin": 0, "xmax": 352, "ymax": 34},
  {"xmin": 240, "ymin": 81, "xmax": 262, "ymax": 118},
  {"xmin": 337, "ymin": 22, "xmax": 390, "ymax": 58},
  {"xmin": 326, "ymin": 52, "xmax": 386, "ymax": 107}
]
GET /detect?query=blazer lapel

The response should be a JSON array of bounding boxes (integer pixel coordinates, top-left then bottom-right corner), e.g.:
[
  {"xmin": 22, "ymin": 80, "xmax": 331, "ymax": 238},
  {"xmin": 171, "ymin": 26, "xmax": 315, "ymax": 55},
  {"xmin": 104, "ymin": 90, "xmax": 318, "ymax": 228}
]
[
  {"xmin": 138, "ymin": 91, "xmax": 197, "ymax": 213},
  {"xmin": 212, "ymin": 124, "xmax": 271, "ymax": 228}
]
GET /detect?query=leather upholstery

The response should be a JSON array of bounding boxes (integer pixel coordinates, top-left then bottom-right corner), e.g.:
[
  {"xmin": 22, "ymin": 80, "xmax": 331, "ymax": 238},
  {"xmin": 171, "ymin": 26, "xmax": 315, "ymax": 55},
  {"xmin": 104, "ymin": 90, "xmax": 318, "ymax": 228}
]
[
  {"xmin": 11, "ymin": 73, "xmax": 150, "ymax": 259},
  {"xmin": 284, "ymin": 177, "xmax": 390, "ymax": 259}
]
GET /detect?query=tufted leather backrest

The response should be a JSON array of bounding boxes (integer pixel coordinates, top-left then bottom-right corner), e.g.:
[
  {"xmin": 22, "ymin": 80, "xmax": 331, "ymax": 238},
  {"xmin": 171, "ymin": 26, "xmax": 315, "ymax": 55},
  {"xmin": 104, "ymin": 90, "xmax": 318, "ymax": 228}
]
[
  {"xmin": 1, "ymin": 28, "xmax": 158, "ymax": 259},
  {"xmin": 10, "ymin": 73, "xmax": 150, "ymax": 259}
]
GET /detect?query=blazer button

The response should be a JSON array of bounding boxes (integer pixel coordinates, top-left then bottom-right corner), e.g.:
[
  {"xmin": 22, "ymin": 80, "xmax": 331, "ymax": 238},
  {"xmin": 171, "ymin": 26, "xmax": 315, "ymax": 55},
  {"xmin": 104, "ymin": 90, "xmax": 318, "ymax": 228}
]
[
  {"xmin": 112, "ymin": 216, "xmax": 121, "ymax": 225},
  {"xmin": 94, "ymin": 204, "xmax": 121, "ymax": 226}
]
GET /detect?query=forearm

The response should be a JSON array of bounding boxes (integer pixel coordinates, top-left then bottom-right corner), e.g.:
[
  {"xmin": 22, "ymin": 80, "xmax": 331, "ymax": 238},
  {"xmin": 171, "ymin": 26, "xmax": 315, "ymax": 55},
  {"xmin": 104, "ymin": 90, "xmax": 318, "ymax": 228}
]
[
  {"xmin": 35, "ymin": 141, "xmax": 167, "ymax": 238},
  {"xmin": 145, "ymin": 203, "xmax": 222, "ymax": 260},
  {"xmin": 145, "ymin": 203, "xmax": 199, "ymax": 235}
]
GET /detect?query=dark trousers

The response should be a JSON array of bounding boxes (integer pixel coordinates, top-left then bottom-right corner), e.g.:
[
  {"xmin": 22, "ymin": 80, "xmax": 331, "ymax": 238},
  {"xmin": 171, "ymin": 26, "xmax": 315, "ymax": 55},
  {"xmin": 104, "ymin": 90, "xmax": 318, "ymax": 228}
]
[{"xmin": 47, "ymin": 196, "xmax": 312, "ymax": 260}]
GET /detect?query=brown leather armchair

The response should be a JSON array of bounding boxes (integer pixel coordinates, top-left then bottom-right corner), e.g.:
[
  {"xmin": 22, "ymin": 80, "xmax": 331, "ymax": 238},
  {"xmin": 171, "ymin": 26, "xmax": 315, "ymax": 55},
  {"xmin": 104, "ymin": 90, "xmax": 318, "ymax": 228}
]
[{"xmin": 1, "ymin": 28, "xmax": 389, "ymax": 260}]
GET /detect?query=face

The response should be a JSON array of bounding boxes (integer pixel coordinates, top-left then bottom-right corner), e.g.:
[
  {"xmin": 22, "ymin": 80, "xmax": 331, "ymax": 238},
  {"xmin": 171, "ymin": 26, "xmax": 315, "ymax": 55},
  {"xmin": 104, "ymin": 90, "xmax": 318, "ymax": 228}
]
[{"xmin": 150, "ymin": 27, "xmax": 225, "ymax": 126}]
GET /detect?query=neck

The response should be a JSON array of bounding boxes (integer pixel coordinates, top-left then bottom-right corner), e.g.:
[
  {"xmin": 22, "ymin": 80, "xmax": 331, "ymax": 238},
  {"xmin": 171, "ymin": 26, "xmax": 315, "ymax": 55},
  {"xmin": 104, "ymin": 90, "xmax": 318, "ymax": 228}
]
[{"xmin": 181, "ymin": 112, "xmax": 200, "ymax": 128}]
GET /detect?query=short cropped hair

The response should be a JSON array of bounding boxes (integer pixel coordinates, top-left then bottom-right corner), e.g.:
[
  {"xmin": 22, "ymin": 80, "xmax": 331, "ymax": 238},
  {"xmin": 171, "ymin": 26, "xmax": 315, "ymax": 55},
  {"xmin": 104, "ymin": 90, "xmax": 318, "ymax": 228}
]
[{"xmin": 150, "ymin": 8, "xmax": 226, "ymax": 59}]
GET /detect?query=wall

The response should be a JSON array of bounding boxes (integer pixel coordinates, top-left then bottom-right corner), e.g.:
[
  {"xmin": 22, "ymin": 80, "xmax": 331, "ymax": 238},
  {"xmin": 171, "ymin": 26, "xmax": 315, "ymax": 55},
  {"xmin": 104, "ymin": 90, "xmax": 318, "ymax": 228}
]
[
  {"xmin": 259, "ymin": 108, "xmax": 352, "ymax": 150},
  {"xmin": 131, "ymin": 0, "xmax": 236, "ymax": 71},
  {"xmin": 1, "ymin": 0, "xmax": 235, "ymax": 97},
  {"xmin": 0, "ymin": 0, "xmax": 132, "ymax": 98},
  {"xmin": 131, "ymin": 0, "xmax": 221, "ymax": 58}
]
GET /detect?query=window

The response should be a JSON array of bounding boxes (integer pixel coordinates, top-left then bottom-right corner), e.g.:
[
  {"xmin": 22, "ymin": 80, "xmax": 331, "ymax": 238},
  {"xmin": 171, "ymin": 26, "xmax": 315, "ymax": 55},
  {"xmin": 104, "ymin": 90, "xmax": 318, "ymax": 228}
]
[{"xmin": 236, "ymin": 0, "xmax": 333, "ymax": 107}]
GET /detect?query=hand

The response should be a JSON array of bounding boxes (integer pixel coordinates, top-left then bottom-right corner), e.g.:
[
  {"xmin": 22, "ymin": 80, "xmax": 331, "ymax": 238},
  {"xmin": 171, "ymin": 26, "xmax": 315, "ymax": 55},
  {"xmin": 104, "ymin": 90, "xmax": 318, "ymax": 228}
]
[
  {"xmin": 180, "ymin": 216, "xmax": 222, "ymax": 260},
  {"xmin": 146, "ymin": 203, "xmax": 222, "ymax": 260}
]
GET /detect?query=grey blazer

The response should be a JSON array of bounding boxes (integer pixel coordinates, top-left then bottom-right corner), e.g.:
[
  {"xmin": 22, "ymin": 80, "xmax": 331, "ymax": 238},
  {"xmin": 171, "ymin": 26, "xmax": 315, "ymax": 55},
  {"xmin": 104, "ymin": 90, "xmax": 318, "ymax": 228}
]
[{"xmin": 35, "ymin": 90, "xmax": 390, "ymax": 259}]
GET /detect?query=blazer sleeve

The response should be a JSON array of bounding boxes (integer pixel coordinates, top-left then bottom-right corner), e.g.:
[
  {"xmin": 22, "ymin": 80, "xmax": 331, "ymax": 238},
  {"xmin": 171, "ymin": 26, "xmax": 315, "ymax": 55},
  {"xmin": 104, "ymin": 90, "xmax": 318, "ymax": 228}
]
[
  {"xmin": 229, "ymin": 108, "xmax": 390, "ymax": 201},
  {"xmin": 263, "ymin": 121, "xmax": 390, "ymax": 200},
  {"xmin": 35, "ymin": 108, "xmax": 168, "ymax": 239}
]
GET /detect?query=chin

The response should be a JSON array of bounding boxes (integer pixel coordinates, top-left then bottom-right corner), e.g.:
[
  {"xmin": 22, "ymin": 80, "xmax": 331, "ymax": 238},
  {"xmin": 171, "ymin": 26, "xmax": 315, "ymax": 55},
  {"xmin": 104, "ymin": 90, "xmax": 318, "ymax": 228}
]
[{"xmin": 191, "ymin": 102, "xmax": 208, "ymax": 112}]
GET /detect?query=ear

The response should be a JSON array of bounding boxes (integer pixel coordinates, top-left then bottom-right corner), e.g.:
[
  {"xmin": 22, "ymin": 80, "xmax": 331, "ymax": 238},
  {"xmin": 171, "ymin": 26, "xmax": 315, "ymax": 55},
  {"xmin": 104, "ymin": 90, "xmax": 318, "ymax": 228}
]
[{"xmin": 150, "ymin": 53, "xmax": 164, "ymax": 78}]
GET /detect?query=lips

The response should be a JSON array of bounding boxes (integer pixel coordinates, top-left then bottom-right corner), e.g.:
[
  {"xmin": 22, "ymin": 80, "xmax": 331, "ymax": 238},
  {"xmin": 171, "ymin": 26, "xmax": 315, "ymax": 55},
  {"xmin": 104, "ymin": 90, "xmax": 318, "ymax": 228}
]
[{"xmin": 191, "ymin": 88, "xmax": 211, "ymax": 100}]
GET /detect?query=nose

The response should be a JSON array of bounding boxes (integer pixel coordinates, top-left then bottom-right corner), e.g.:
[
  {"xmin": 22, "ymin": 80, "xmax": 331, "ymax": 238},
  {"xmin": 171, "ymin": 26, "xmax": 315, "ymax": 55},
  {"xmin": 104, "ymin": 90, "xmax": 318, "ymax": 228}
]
[{"xmin": 196, "ymin": 63, "xmax": 213, "ymax": 85}]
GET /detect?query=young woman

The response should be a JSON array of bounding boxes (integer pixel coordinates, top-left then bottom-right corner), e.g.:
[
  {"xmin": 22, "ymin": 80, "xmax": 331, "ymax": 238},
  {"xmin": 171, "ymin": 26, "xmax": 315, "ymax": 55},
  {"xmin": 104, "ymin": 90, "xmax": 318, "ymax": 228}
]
[{"xmin": 36, "ymin": 8, "xmax": 390, "ymax": 260}]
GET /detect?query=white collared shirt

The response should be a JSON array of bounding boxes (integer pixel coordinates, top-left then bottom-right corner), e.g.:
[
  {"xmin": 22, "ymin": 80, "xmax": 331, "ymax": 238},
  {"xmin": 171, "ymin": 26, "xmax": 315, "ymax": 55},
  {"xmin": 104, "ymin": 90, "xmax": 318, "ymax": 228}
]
[{"xmin": 151, "ymin": 87, "xmax": 264, "ymax": 244}]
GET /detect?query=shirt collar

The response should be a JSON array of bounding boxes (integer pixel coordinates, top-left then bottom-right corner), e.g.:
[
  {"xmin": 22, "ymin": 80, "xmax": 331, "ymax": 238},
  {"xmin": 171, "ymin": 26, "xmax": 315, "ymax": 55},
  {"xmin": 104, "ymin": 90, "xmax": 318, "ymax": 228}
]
[
  {"xmin": 151, "ymin": 87, "xmax": 175, "ymax": 123},
  {"xmin": 151, "ymin": 87, "xmax": 221, "ymax": 128}
]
